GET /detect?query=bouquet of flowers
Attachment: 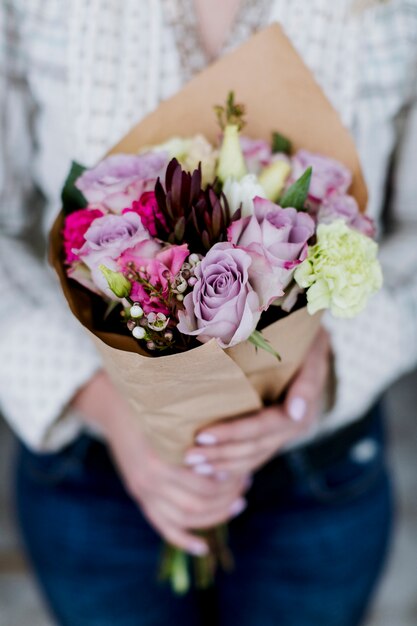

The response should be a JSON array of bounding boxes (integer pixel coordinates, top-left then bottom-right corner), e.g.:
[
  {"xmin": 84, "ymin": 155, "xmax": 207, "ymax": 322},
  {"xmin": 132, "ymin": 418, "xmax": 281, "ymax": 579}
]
[
  {"xmin": 62, "ymin": 94, "xmax": 379, "ymax": 355},
  {"xmin": 50, "ymin": 25, "xmax": 381, "ymax": 593}
]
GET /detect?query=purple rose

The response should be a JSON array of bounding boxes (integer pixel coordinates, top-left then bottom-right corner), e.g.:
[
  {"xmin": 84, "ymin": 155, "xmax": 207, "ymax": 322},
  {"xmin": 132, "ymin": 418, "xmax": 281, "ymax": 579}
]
[
  {"xmin": 177, "ymin": 243, "xmax": 261, "ymax": 348},
  {"xmin": 318, "ymin": 194, "xmax": 376, "ymax": 237},
  {"xmin": 290, "ymin": 150, "xmax": 352, "ymax": 205},
  {"xmin": 76, "ymin": 152, "xmax": 168, "ymax": 212},
  {"xmin": 78, "ymin": 212, "xmax": 151, "ymax": 263},
  {"xmin": 228, "ymin": 197, "xmax": 315, "ymax": 305},
  {"xmin": 77, "ymin": 212, "xmax": 159, "ymax": 298}
]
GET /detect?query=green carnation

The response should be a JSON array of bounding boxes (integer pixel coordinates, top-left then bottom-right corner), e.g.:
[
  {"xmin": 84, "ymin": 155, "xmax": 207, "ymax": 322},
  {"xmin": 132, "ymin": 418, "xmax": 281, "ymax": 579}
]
[{"xmin": 294, "ymin": 219, "xmax": 382, "ymax": 318}]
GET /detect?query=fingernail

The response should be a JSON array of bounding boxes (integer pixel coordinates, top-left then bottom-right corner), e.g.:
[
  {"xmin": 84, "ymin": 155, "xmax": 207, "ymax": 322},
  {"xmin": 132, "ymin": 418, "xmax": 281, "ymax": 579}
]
[
  {"xmin": 194, "ymin": 463, "xmax": 214, "ymax": 476},
  {"xmin": 230, "ymin": 498, "xmax": 247, "ymax": 518},
  {"xmin": 288, "ymin": 397, "xmax": 307, "ymax": 422},
  {"xmin": 184, "ymin": 453, "xmax": 206, "ymax": 466},
  {"xmin": 189, "ymin": 542, "xmax": 208, "ymax": 556},
  {"xmin": 215, "ymin": 470, "xmax": 230, "ymax": 482},
  {"xmin": 196, "ymin": 433, "xmax": 217, "ymax": 445}
]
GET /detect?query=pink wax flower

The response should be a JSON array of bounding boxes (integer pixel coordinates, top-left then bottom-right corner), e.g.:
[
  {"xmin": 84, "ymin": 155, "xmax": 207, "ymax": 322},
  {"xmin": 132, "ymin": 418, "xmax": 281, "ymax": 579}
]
[
  {"xmin": 177, "ymin": 242, "xmax": 261, "ymax": 348},
  {"xmin": 123, "ymin": 191, "xmax": 166, "ymax": 237},
  {"xmin": 119, "ymin": 244, "xmax": 189, "ymax": 315},
  {"xmin": 228, "ymin": 197, "xmax": 315, "ymax": 306},
  {"xmin": 75, "ymin": 152, "xmax": 168, "ymax": 213},
  {"xmin": 62, "ymin": 208, "xmax": 104, "ymax": 264},
  {"xmin": 290, "ymin": 150, "xmax": 352, "ymax": 205},
  {"xmin": 318, "ymin": 194, "xmax": 376, "ymax": 237}
]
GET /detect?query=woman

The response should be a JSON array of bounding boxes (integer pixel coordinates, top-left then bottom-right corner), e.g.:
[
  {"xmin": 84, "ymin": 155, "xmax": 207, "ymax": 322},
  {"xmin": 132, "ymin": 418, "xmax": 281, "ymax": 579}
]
[{"xmin": 1, "ymin": 1, "xmax": 416, "ymax": 624}]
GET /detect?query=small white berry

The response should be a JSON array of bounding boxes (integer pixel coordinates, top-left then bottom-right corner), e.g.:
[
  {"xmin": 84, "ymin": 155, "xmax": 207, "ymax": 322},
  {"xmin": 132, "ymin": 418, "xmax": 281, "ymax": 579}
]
[
  {"xmin": 176, "ymin": 294, "xmax": 184, "ymax": 302},
  {"xmin": 189, "ymin": 253, "xmax": 200, "ymax": 265},
  {"xmin": 176, "ymin": 280, "xmax": 188, "ymax": 294},
  {"xmin": 132, "ymin": 326, "xmax": 146, "ymax": 340},
  {"xmin": 130, "ymin": 304, "xmax": 143, "ymax": 319}
]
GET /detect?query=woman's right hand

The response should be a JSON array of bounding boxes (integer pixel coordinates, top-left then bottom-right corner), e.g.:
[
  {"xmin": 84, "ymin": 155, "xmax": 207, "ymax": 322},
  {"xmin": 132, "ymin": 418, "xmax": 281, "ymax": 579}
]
[{"xmin": 72, "ymin": 370, "xmax": 249, "ymax": 556}]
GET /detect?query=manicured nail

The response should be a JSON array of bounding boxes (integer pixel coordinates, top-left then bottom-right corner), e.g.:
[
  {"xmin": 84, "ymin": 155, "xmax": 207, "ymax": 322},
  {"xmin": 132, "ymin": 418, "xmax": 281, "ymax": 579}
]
[
  {"xmin": 184, "ymin": 453, "xmax": 206, "ymax": 466},
  {"xmin": 189, "ymin": 542, "xmax": 208, "ymax": 556},
  {"xmin": 230, "ymin": 498, "xmax": 247, "ymax": 518},
  {"xmin": 196, "ymin": 433, "xmax": 217, "ymax": 445},
  {"xmin": 288, "ymin": 397, "xmax": 307, "ymax": 422},
  {"xmin": 194, "ymin": 463, "xmax": 214, "ymax": 476}
]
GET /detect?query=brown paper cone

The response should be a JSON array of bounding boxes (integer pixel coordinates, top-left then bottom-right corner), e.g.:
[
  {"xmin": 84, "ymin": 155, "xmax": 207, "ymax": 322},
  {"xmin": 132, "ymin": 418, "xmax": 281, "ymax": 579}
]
[{"xmin": 50, "ymin": 24, "xmax": 366, "ymax": 463}]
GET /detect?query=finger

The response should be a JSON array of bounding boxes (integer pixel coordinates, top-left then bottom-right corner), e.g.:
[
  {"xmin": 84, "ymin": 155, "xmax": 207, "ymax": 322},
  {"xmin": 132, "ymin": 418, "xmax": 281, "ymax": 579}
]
[
  {"xmin": 155, "ymin": 477, "xmax": 246, "ymax": 519},
  {"xmin": 185, "ymin": 422, "xmax": 297, "ymax": 467},
  {"xmin": 197, "ymin": 428, "xmax": 301, "ymax": 475},
  {"xmin": 143, "ymin": 507, "xmax": 208, "ymax": 556},
  {"xmin": 200, "ymin": 449, "xmax": 270, "ymax": 476},
  {"xmin": 194, "ymin": 407, "xmax": 284, "ymax": 447},
  {"xmin": 153, "ymin": 491, "xmax": 247, "ymax": 530},
  {"xmin": 166, "ymin": 464, "xmax": 246, "ymax": 496},
  {"xmin": 286, "ymin": 329, "xmax": 331, "ymax": 423}
]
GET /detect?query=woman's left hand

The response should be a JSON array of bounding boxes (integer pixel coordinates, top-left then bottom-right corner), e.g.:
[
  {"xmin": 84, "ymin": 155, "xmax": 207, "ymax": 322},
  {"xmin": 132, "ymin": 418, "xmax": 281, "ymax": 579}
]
[{"xmin": 184, "ymin": 329, "xmax": 332, "ymax": 477}]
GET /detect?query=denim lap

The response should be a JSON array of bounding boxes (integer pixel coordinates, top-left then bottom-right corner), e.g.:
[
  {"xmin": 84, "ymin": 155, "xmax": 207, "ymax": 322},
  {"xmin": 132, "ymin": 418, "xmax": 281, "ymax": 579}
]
[{"xmin": 14, "ymin": 407, "xmax": 393, "ymax": 626}]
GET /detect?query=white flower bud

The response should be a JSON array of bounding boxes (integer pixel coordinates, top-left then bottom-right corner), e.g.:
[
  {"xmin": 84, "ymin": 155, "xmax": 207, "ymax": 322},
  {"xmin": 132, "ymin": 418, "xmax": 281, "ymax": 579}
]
[
  {"xmin": 176, "ymin": 294, "xmax": 184, "ymax": 302},
  {"xmin": 132, "ymin": 326, "xmax": 146, "ymax": 340},
  {"xmin": 130, "ymin": 304, "xmax": 144, "ymax": 319}
]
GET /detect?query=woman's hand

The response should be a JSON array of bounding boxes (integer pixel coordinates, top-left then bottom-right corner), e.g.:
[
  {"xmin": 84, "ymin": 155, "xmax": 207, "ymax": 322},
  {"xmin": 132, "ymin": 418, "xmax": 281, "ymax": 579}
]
[
  {"xmin": 72, "ymin": 371, "xmax": 249, "ymax": 556},
  {"xmin": 184, "ymin": 329, "xmax": 332, "ymax": 477}
]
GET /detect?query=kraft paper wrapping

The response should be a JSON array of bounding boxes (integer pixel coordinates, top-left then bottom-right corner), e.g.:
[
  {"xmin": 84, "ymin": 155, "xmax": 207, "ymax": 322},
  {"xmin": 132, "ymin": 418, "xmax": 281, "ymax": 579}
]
[{"xmin": 50, "ymin": 25, "xmax": 367, "ymax": 463}]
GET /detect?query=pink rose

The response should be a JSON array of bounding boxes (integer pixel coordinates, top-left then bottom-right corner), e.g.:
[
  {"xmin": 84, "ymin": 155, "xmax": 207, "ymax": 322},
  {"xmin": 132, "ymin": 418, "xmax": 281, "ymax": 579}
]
[
  {"xmin": 318, "ymin": 194, "xmax": 376, "ymax": 237},
  {"xmin": 123, "ymin": 191, "xmax": 166, "ymax": 237},
  {"xmin": 62, "ymin": 208, "xmax": 104, "ymax": 264},
  {"xmin": 290, "ymin": 150, "xmax": 352, "ymax": 205},
  {"xmin": 228, "ymin": 197, "xmax": 315, "ymax": 304},
  {"xmin": 119, "ymin": 244, "xmax": 189, "ymax": 315},
  {"xmin": 75, "ymin": 152, "xmax": 168, "ymax": 212},
  {"xmin": 240, "ymin": 136, "xmax": 272, "ymax": 174},
  {"xmin": 177, "ymin": 242, "xmax": 261, "ymax": 348}
]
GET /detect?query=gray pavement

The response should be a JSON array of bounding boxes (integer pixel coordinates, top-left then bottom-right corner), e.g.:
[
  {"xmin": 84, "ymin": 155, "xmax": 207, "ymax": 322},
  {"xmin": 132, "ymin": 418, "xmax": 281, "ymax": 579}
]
[{"xmin": 0, "ymin": 371, "xmax": 416, "ymax": 626}]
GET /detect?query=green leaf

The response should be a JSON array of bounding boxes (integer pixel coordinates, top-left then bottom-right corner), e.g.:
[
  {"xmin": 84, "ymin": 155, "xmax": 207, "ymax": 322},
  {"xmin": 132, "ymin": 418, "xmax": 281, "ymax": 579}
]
[
  {"xmin": 271, "ymin": 131, "xmax": 292, "ymax": 155},
  {"xmin": 61, "ymin": 161, "xmax": 88, "ymax": 215},
  {"xmin": 248, "ymin": 330, "xmax": 281, "ymax": 361},
  {"xmin": 280, "ymin": 167, "xmax": 312, "ymax": 211}
]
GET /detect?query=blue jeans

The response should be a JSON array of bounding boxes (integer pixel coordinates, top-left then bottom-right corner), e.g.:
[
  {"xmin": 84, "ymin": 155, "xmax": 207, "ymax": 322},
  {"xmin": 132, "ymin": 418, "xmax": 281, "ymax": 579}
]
[{"xmin": 15, "ymin": 406, "xmax": 393, "ymax": 626}]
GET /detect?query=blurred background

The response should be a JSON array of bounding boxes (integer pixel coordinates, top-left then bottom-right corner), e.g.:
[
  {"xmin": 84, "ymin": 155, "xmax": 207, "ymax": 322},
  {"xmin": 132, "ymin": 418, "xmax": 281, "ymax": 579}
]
[{"xmin": 0, "ymin": 370, "xmax": 416, "ymax": 626}]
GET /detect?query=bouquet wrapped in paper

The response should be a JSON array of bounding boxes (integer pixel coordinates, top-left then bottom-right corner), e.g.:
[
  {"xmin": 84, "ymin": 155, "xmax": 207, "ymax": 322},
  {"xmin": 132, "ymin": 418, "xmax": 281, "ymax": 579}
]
[{"xmin": 50, "ymin": 25, "xmax": 381, "ymax": 592}]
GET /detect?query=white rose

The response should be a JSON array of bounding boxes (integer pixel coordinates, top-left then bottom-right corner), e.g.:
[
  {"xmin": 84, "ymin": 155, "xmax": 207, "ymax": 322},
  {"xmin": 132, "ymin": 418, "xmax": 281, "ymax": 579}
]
[{"xmin": 223, "ymin": 174, "xmax": 266, "ymax": 218}]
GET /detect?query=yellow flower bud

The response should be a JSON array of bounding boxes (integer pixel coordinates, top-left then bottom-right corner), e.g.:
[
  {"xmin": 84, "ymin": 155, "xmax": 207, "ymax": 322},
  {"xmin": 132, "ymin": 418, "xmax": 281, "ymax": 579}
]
[
  {"xmin": 258, "ymin": 160, "xmax": 291, "ymax": 201},
  {"xmin": 216, "ymin": 125, "xmax": 247, "ymax": 183}
]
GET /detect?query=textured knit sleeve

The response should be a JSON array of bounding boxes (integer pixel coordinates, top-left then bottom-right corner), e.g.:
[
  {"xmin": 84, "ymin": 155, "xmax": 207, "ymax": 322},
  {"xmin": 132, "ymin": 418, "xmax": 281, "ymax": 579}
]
[
  {"xmin": 0, "ymin": 4, "xmax": 102, "ymax": 451},
  {"xmin": 323, "ymin": 83, "xmax": 417, "ymax": 430}
]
